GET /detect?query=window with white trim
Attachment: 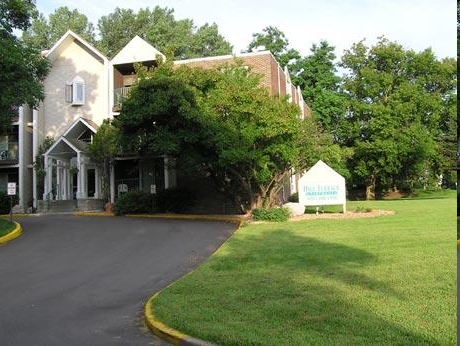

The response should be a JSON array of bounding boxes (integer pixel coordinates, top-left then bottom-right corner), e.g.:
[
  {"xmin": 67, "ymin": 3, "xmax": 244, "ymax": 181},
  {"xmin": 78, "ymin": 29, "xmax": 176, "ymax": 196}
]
[{"xmin": 65, "ymin": 75, "xmax": 85, "ymax": 105}]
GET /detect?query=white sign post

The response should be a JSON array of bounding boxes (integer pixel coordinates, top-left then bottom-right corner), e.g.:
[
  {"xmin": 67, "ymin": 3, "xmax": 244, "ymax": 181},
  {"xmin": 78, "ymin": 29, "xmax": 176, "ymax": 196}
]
[
  {"xmin": 298, "ymin": 160, "xmax": 346, "ymax": 213},
  {"xmin": 7, "ymin": 182, "xmax": 16, "ymax": 223}
]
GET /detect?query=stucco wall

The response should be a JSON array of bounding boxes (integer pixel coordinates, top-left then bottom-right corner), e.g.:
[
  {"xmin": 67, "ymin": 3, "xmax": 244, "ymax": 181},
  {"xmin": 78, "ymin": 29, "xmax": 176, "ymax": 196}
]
[{"xmin": 39, "ymin": 40, "xmax": 107, "ymax": 145}]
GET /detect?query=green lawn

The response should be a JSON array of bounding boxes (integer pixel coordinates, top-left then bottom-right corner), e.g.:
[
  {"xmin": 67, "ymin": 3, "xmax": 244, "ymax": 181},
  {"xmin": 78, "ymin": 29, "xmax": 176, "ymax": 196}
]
[
  {"xmin": 0, "ymin": 219, "xmax": 16, "ymax": 237},
  {"xmin": 151, "ymin": 191, "xmax": 456, "ymax": 345}
]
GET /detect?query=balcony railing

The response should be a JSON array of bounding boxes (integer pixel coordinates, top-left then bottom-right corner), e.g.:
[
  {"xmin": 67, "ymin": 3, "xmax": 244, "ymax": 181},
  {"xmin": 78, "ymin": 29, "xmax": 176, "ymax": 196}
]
[
  {"xmin": 113, "ymin": 87, "xmax": 132, "ymax": 112},
  {"xmin": 0, "ymin": 142, "xmax": 18, "ymax": 162}
]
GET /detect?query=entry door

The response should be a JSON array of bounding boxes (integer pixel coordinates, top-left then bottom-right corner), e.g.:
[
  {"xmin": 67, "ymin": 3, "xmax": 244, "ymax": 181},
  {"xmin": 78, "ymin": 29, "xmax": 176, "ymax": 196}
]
[{"xmin": 87, "ymin": 168, "xmax": 95, "ymax": 198}]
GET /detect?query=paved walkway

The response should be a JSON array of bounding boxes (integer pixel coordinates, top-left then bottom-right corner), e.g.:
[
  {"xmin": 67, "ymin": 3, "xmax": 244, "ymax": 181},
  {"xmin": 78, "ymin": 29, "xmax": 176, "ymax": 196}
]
[{"xmin": 0, "ymin": 215, "xmax": 236, "ymax": 345}]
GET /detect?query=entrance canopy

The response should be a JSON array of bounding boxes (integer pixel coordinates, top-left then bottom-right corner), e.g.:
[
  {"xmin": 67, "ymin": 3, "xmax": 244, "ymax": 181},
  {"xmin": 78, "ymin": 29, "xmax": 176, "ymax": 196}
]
[{"xmin": 44, "ymin": 118, "xmax": 97, "ymax": 159}]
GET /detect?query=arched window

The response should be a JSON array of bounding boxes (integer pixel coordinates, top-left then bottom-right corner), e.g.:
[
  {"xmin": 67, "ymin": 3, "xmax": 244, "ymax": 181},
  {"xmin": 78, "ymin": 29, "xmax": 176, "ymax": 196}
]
[{"xmin": 65, "ymin": 75, "xmax": 85, "ymax": 105}]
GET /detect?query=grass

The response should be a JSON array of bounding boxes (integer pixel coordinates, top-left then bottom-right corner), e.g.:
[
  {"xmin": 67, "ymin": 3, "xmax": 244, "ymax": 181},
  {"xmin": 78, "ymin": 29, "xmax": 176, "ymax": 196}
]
[
  {"xmin": 0, "ymin": 218, "xmax": 16, "ymax": 238},
  {"xmin": 151, "ymin": 190, "xmax": 456, "ymax": 345}
]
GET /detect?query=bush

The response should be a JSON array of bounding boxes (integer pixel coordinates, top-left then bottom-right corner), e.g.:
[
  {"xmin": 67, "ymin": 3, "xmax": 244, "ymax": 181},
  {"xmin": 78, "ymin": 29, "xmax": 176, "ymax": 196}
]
[
  {"xmin": 355, "ymin": 206, "xmax": 372, "ymax": 213},
  {"xmin": 113, "ymin": 191, "xmax": 154, "ymax": 216},
  {"xmin": 0, "ymin": 192, "xmax": 19, "ymax": 214},
  {"xmin": 288, "ymin": 192, "xmax": 299, "ymax": 203},
  {"xmin": 252, "ymin": 207, "xmax": 291, "ymax": 222},
  {"xmin": 155, "ymin": 187, "xmax": 196, "ymax": 213}
]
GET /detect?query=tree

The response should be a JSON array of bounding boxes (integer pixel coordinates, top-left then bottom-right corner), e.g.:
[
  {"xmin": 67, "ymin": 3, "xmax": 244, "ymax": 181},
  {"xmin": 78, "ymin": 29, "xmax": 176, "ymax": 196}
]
[
  {"xmin": 0, "ymin": 0, "xmax": 49, "ymax": 133},
  {"xmin": 113, "ymin": 61, "xmax": 202, "ymax": 158},
  {"xmin": 33, "ymin": 136, "xmax": 54, "ymax": 199},
  {"xmin": 96, "ymin": 7, "xmax": 146, "ymax": 58},
  {"xmin": 339, "ymin": 37, "xmax": 456, "ymax": 198},
  {"xmin": 292, "ymin": 40, "xmax": 346, "ymax": 136},
  {"xmin": 86, "ymin": 119, "xmax": 119, "ymax": 202},
  {"xmin": 97, "ymin": 6, "xmax": 232, "ymax": 59},
  {"xmin": 246, "ymin": 26, "xmax": 300, "ymax": 69},
  {"xmin": 189, "ymin": 23, "xmax": 232, "ymax": 58},
  {"xmin": 22, "ymin": 6, "xmax": 95, "ymax": 50},
  {"xmin": 114, "ymin": 61, "xmax": 322, "ymax": 210}
]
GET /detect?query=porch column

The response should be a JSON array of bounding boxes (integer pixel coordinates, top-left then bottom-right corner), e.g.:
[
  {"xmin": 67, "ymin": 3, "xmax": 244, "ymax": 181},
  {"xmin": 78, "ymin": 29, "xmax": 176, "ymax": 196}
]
[
  {"xmin": 56, "ymin": 161, "xmax": 61, "ymax": 200},
  {"xmin": 164, "ymin": 157, "xmax": 169, "ymax": 189},
  {"xmin": 61, "ymin": 162, "xmax": 69, "ymax": 200},
  {"xmin": 94, "ymin": 167, "xmax": 100, "ymax": 199},
  {"xmin": 110, "ymin": 163, "xmax": 115, "ymax": 203},
  {"xmin": 164, "ymin": 157, "xmax": 176, "ymax": 189},
  {"xmin": 43, "ymin": 155, "xmax": 53, "ymax": 200},
  {"xmin": 76, "ymin": 153, "xmax": 84, "ymax": 199},
  {"xmin": 32, "ymin": 109, "xmax": 38, "ymax": 208},
  {"xmin": 80, "ymin": 160, "xmax": 87, "ymax": 199}
]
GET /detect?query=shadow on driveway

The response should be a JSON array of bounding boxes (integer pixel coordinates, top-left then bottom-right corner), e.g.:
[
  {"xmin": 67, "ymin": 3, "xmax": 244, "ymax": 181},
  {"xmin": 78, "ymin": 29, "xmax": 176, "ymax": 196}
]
[{"xmin": 0, "ymin": 215, "xmax": 236, "ymax": 345}]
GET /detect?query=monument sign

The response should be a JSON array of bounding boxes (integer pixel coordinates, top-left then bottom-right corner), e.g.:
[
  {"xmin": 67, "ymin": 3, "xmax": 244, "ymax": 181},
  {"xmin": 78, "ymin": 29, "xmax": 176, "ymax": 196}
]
[{"xmin": 298, "ymin": 160, "xmax": 346, "ymax": 213}]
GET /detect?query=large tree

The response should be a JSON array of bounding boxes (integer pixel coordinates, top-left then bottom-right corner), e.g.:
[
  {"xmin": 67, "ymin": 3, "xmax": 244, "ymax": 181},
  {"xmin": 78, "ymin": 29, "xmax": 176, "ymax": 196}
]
[
  {"xmin": 22, "ymin": 6, "xmax": 95, "ymax": 50},
  {"xmin": 246, "ymin": 26, "xmax": 300, "ymax": 69},
  {"xmin": 114, "ymin": 61, "xmax": 323, "ymax": 209},
  {"xmin": 292, "ymin": 40, "xmax": 345, "ymax": 136},
  {"xmin": 97, "ymin": 6, "xmax": 232, "ymax": 59},
  {"xmin": 339, "ymin": 37, "xmax": 457, "ymax": 198},
  {"xmin": 0, "ymin": 0, "xmax": 49, "ymax": 133}
]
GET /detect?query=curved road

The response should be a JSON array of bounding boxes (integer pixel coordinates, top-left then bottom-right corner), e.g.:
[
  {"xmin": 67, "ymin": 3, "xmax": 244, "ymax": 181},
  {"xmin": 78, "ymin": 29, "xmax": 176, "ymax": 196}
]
[{"xmin": 0, "ymin": 215, "xmax": 236, "ymax": 345}]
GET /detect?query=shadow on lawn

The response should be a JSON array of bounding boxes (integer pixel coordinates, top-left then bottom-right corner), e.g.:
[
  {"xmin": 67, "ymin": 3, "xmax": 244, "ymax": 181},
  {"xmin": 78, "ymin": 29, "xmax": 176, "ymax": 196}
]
[{"xmin": 205, "ymin": 228, "xmax": 441, "ymax": 345}]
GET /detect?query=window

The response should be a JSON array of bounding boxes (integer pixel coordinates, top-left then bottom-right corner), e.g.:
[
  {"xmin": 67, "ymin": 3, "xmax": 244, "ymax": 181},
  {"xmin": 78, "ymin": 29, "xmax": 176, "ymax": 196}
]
[{"xmin": 65, "ymin": 75, "xmax": 85, "ymax": 105}]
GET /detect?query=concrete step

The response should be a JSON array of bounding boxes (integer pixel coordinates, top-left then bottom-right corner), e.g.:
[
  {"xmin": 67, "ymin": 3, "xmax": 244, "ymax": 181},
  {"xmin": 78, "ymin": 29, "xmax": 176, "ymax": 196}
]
[{"xmin": 37, "ymin": 200, "xmax": 77, "ymax": 213}]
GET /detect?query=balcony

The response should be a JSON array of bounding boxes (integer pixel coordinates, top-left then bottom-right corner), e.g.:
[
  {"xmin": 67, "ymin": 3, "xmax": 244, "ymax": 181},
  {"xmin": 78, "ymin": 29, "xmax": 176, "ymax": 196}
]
[
  {"xmin": 113, "ymin": 87, "xmax": 132, "ymax": 112},
  {"xmin": 0, "ymin": 141, "xmax": 18, "ymax": 163}
]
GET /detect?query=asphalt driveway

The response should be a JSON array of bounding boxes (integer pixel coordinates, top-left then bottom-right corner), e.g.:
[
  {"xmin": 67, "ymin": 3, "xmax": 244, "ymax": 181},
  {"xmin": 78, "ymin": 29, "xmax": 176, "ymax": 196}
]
[{"xmin": 0, "ymin": 215, "xmax": 237, "ymax": 346}]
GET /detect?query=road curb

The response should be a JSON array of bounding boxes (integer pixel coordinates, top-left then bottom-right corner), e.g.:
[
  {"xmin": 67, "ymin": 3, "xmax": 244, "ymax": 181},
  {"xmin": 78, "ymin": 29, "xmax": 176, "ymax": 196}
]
[
  {"xmin": 143, "ymin": 215, "xmax": 245, "ymax": 345},
  {"xmin": 0, "ymin": 222, "xmax": 22, "ymax": 245},
  {"xmin": 126, "ymin": 213, "xmax": 246, "ymax": 227},
  {"xmin": 144, "ymin": 293, "xmax": 216, "ymax": 346}
]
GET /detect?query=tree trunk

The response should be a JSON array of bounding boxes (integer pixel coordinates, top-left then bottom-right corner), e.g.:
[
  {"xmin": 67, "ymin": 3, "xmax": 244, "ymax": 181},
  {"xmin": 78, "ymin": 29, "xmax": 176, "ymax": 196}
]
[{"xmin": 366, "ymin": 174, "xmax": 376, "ymax": 200}]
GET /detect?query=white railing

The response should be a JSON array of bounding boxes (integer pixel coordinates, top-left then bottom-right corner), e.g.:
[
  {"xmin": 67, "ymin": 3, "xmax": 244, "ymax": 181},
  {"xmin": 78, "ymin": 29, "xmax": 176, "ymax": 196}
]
[{"xmin": 113, "ymin": 87, "xmax": 132, "ymax": 110}]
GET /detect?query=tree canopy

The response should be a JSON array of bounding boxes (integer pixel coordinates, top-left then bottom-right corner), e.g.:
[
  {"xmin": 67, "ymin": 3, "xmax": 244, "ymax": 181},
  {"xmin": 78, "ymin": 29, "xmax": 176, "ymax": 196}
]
[
  {"xmin": 339, "ymin": 37, "xmax": 457, "ymax": 198},
  {"xmin": 292, "ymin": 40, "xmax": 346, "ymax": 135},
  {"xmin": 114, "ymin": 61, "xmax": 328, "ymax": 209},
  {"xmin": 246, "ymin": 26, "xmax": 300, "ymax": 69},
  {"xmin": 22, "ymin": 6, "xmax": 95, "ymax": 50},
  {"xmin": 23, "ymin": 6, "xmax": 233, "ymax": 59},
  {"xmin": 0, "ymin": 0, "xmax": 49, "ymax": 133}
]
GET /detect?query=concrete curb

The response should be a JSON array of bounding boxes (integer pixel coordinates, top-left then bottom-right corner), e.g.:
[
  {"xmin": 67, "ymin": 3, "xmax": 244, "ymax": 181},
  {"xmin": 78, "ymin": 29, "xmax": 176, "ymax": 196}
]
[
  {"xmin": 143, "ymin": 215, "xmax": 245, "ymax": 345},
  {"xmin": 126, "ymin": 213, "xmax": 246, "ymax": 227},
  {"xmin": 144, "ymin": 293, "xmax": 216, "ymax": 346},
  {"xmin": 74, "ymin": 211, "xmax": 114, "ymax": 217},
  {"xmin": 0, "ymin": 222, "xmax": 22, "ymax": 245}
]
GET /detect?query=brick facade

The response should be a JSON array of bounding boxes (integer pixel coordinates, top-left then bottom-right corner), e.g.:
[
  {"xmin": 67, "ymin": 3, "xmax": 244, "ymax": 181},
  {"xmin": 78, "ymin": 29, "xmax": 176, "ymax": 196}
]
[{"xmin": 174, "ymin": 51, "xmax": 310, "ymax": 118}]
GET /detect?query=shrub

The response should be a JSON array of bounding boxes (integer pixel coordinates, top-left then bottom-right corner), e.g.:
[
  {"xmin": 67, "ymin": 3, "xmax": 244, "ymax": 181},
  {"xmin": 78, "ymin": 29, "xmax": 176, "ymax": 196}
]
[
  {"xmin": 113, "ymin": 191, "xmax": 154, "ymax": 216},
  {"xmin": 252, "ymin": 207, "xmax": 291, "ymax": 222},
  {"xmin": 155, "ymin": 187, "xmax": 196, "ymax": 213},
  {"xmin": 288, "ymin": 192, "xmax": 299, "ymax": 203},
  {"xmin": 0, "ymin": 191, "xmax": 19, "ymax": 214},
  {"xmin": 355, "ymin": 206, "xmax": 372, "ymax": 213}
]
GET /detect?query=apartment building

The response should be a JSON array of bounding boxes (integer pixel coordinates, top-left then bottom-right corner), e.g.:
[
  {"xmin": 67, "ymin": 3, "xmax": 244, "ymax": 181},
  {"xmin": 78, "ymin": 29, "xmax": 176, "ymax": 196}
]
[{"xmin": 12, "ymin": 31, "xmax": 309, "ymax": 212}]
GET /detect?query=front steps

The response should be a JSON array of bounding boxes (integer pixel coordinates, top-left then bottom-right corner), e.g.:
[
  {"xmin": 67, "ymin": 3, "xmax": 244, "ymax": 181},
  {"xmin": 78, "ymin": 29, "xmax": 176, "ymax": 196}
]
[{"xmin": 37, "ymin": 199, "xmax": 104, "ymax": 213}]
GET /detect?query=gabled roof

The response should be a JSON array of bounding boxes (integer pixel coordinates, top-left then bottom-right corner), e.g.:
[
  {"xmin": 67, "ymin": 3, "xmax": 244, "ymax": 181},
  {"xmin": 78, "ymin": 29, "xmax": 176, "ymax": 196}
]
[
  {"xmin": 62, "ymin": 117, "xmax": 98, "ymax": 138},
  {"xmin": 45, "ymin": 30, "xmax": 108, "ymax": 64},
  {"xmin": 45, "ymin": 117, "xmax": 98, "ymax": 159},
  {"xmin": 111, "ymin": 36, "xmax": 166, "ymax": 65}
]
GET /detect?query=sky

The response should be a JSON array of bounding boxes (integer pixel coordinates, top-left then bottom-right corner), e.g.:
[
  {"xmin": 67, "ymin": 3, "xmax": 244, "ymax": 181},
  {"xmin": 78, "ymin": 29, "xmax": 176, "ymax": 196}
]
[{"xmin": 36, "ymin": 0, "xmax": 457, "ymax": 60}]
